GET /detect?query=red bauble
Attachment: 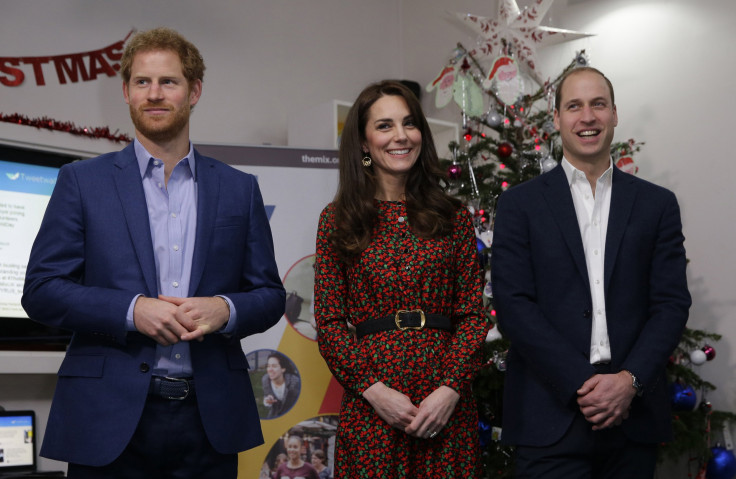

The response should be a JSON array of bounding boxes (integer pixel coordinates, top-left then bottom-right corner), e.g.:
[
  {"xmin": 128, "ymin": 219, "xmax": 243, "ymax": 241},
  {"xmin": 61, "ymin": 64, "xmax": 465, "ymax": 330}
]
[
  {"xmin": 447, "ymin": 164, "xmax": 462, "ymax": 180},
  {"xmin": 497, "ymin": 142, "xmax": 513, "ymax": 158},
  {"xmin": 702, "ymin": 344, "xmax": 716, "ymax": 361}
]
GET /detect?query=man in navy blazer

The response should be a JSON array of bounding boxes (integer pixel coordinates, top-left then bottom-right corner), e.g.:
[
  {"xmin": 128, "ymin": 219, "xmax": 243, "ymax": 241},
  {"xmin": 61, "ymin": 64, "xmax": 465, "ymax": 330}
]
[
  {"xmin": 22, "ymin": 28, "xmax": 285, "ymax": 478},
  {"xmin": 491, "ymin": 67, "xmax": 690, "ymax": 478}
]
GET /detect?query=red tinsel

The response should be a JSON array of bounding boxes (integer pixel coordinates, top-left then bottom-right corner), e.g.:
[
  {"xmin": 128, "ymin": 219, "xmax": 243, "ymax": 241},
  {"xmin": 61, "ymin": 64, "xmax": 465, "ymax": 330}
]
[{"xmin": 0, "ymin": 112, "xmax": 132, "ymax": 143}]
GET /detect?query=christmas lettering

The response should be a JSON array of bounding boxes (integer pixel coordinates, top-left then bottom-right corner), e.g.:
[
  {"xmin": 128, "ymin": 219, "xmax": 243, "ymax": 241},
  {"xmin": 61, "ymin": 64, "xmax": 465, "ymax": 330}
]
[{"xmin": 0, "ymin": 35, "xmax": 129, "ymax": 87}]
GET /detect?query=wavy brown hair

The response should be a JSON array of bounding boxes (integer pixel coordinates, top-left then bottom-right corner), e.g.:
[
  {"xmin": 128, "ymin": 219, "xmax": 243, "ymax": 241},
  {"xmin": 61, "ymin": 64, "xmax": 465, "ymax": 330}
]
[
  {"xmin": 330, "ymin": 80, "xmax": 462, "ymax": 260},
  {"xmin": 120, "ymin": 27, "xmax": 205, "ymax": 88}
]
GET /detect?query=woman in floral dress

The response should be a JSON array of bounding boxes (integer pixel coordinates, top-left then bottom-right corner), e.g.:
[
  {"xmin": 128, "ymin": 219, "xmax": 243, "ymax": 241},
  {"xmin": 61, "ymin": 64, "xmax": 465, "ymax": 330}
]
[{"xmin": 314, "ymin": 80, "xmax": 489, "ymax": 478}]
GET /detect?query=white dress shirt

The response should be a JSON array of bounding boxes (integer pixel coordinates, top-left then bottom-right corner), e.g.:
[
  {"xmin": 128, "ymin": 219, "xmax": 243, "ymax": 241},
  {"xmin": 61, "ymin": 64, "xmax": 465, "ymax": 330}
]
[{"xmin": 561, "ymin": 158, "xmax": 614, "ymax": 364}]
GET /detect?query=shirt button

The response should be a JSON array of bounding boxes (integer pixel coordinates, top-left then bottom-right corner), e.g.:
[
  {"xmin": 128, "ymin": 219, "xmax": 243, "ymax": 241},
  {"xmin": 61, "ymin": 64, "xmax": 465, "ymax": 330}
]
[
  {"xmin": 139, "ymin": 363, "xmax": 150, "ymax": 373},
  {"xmin": 175, "ymin": 354, "xmax": 182, "ymax": 360},
  {"xmin": 172, "ymin": 281, "xmax": 179, "ymax": 288},
  {"xmin": 594, "ymin": 249, "xmax": 599, "ymax": 255},
  {"xmin": 595, "ymin": 279, "xmax": 600, "ymax": 284},
  {"xmin": 398, "ymin": 216, "xmax": 405, "ymax": 223},
  {"xmin": 173, "ymin": 245, "xmax": 179, "ymax": 251},
  {"xmin": 157, "ymin": 182, "xmax": 163, "ymax": 188},
  {"xmin": 171, "ymin": 213, "xmax": 177, "ymax": 218}
]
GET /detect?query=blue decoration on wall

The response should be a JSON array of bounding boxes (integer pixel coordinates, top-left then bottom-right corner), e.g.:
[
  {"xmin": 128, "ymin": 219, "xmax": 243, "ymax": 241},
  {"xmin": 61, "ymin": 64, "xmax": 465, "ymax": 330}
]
[{"xmin": 265, "ymin": 205, "xmax": 276, "ymax": 220}]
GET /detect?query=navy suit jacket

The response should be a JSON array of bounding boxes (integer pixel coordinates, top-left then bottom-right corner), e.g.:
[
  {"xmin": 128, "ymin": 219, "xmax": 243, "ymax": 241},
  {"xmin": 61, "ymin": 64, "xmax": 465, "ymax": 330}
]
[
  {"xmin": 22, "ymin": 143, "xmax": 285, "ymax": 466},
  {"xmin": 491, "ymin": 165, "xmax": 690, "ymax": 447}
]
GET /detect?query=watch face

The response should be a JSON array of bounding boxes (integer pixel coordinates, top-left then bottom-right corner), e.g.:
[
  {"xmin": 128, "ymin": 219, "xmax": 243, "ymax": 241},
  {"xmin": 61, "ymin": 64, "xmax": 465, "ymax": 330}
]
[
  {"xmin": 625, "ymin": 370, "xmax": 643, "ymax": 395},
  {"xmin": 632, "ymin": 376, "xmax": 643, "ymax": 395}
]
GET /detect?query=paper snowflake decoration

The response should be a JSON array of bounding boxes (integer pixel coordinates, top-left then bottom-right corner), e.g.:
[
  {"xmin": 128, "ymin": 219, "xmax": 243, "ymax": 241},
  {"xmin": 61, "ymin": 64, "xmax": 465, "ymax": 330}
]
[{"xmin": 457, "ymin": 0, "xmax": 593, "ymax": 85}]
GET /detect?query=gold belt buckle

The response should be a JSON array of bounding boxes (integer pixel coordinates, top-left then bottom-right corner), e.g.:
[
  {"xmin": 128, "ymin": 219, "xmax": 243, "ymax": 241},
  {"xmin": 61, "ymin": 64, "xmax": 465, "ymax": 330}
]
[{"xmin": 394, "ymin": 309, "xmax": 426, "ymax": 331}]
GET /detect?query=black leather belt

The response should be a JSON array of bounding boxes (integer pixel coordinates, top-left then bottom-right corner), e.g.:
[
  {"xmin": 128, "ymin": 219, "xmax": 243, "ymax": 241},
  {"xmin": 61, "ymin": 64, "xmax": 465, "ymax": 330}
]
[
  {"xmin": 149, "ymin": 376, "xmax": 195, "ymax": 400},
  {"xmin": 355, "ymin": 310, "xmax": 453, "ymax": 339}
]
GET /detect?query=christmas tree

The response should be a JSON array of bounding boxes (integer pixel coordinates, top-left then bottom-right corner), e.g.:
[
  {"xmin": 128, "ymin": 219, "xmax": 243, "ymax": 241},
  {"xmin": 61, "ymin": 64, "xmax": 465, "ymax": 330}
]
[
  {"xmin": 428, "ymin": 25, "xmax": 736, "ymax": 479},
  {"xmin": 663, "ymin": 330, "xmax": 736, "ymax": 478}
]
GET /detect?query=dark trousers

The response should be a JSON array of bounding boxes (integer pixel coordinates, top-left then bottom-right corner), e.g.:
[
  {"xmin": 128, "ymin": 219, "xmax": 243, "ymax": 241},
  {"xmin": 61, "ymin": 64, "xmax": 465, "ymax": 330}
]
[
  {"xmin": 513, "ymin": 410, "xmax": 657, "ymax": 479},
  {"xmin": 67, "ymin": 394, "xmax": 237, "ymax": 479}
]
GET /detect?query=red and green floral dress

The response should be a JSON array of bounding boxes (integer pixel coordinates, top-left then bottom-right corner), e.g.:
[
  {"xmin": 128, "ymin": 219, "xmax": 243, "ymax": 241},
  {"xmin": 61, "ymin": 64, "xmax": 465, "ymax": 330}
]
[{"xmin": 314, "ymin": 200, "xmax": 489, "ymax": 478}]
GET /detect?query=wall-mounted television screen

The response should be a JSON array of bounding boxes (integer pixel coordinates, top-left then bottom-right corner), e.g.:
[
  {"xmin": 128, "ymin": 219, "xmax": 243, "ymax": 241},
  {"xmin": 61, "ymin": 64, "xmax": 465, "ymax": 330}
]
[{"xmin": 0, "ymin": 143, "xmax": 83, "ymax": 349}]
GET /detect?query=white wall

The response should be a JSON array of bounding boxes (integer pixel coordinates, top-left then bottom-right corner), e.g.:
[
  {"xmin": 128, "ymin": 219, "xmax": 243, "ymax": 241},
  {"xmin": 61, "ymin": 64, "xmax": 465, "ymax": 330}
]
[{"xmin": 2, "ymin": 0, "xmax": 735, "ymax": 474}]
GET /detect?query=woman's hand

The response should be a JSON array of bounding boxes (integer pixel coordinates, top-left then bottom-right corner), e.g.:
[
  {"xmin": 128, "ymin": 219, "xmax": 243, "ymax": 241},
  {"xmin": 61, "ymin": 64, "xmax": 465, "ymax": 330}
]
[
  {"xmin": 404, "ymin": 386, "xmax": 460, "ymax": 439},
  {"xmin": 363, "ymin": 382, "xmax": 419, "ymax": 430}
]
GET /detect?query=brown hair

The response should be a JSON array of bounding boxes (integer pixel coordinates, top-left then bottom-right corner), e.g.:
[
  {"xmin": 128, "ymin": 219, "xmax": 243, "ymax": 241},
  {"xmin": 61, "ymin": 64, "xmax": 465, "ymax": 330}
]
[
  {"xmin": 311, "ymin": 449, "xmax": 327, "ymax": 464},
  {"xmin": 555, "ymin": 66, "xmax": 615, "ymax": 111},
  {"xmin": 267, "ymin": 352, "xmax": 292, "ymax": 374},
  {"xmin": 120, "ymin": 27, "xmax": 205, "ymax": 87},
  {"xmin": 329, "ymin": 80, "xmax": 462, "ymax": 260}
]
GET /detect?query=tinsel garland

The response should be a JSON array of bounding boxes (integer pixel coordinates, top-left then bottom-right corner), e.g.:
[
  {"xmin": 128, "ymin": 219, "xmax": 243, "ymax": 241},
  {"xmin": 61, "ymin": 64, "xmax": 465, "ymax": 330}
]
[{"xmin": 0, "ymin": 112, "xmax": 132, "ymax": 143}]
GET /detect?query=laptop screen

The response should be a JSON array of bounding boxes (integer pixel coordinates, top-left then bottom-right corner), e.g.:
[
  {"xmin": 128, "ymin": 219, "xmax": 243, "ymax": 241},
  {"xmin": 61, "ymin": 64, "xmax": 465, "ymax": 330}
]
[{"xmin": 0, "ymin": 410, "xmax": 36, "ymax": 473}]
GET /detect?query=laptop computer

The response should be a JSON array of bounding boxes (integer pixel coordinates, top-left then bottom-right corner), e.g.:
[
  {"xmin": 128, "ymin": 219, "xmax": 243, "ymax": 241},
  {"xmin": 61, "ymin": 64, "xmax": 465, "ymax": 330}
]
[{"xmin": 0, "ymin": 410, "xmax": 63, "ymax": 478}]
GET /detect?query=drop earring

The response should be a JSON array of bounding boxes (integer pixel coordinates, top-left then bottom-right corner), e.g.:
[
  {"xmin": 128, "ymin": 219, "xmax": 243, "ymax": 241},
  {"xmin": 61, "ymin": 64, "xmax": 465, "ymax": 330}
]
[{"xmin": 362, "ymin": 153, "xmax": 372, "ymax": 167}]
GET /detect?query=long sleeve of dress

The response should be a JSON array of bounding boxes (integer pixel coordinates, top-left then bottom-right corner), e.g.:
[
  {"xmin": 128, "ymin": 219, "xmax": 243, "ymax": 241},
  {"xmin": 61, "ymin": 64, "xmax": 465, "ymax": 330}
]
[{"xmin": 314, "ymin": 205, "xmax": 381, "ymax": 394}]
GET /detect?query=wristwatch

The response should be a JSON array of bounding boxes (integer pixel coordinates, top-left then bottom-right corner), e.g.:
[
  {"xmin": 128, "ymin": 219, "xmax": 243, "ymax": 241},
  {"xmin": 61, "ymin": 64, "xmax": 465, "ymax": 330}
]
[{"xmin": 624, "ymin": 370, "xmax": 643, "ymax": 396}]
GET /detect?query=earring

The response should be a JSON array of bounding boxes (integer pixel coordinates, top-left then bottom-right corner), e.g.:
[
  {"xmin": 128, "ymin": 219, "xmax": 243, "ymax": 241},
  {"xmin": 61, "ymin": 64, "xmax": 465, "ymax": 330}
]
[{"xmin": 362, "ymin": 153, "xmax": 372, "ymax": 167}]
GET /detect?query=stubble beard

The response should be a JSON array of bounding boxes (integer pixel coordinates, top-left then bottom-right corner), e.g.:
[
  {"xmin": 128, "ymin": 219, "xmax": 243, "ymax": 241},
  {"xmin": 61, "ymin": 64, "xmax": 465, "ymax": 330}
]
[{"xmin": 129, "ymin": 103, "xmax": 191, "ymax": 143}]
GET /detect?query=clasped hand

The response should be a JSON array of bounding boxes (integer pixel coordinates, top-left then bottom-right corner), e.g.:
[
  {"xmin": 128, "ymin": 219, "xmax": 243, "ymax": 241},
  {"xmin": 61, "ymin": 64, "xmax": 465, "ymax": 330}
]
[
  {"xmin": 363, "ymin": 382, "xmax": 459, "ymax": 439},
  {"xmin": 576, "ymin": 371, "xmax": 636, "ymax": 430},
  {"xmin": 133, "ymin": 295, "xmax": 229, "ymax": 345}
]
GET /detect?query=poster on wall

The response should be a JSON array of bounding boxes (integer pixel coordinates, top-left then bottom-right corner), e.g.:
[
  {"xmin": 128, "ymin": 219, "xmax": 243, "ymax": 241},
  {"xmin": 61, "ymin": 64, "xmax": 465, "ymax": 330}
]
[{"xmin": 195, "ymin": 144, "xmax": 341, "ymax": 479}]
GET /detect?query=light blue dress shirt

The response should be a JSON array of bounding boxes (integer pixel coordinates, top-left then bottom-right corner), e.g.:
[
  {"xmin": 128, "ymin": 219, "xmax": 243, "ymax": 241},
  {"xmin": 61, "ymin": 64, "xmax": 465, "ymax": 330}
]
[{"xmin": 125, "ymin": 139, "xmax": 236, "ymax": 377}]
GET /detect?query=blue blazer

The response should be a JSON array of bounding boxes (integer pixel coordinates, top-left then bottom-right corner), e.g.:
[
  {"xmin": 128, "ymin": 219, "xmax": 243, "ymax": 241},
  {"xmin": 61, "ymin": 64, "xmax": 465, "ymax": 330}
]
[
  {"xmin": 491, "ymin": 165, "xmax": 690, "ymax": 447},
  {"xmin": 22, "ymin": 143, "xmax": 286, "ymax": 466}
]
